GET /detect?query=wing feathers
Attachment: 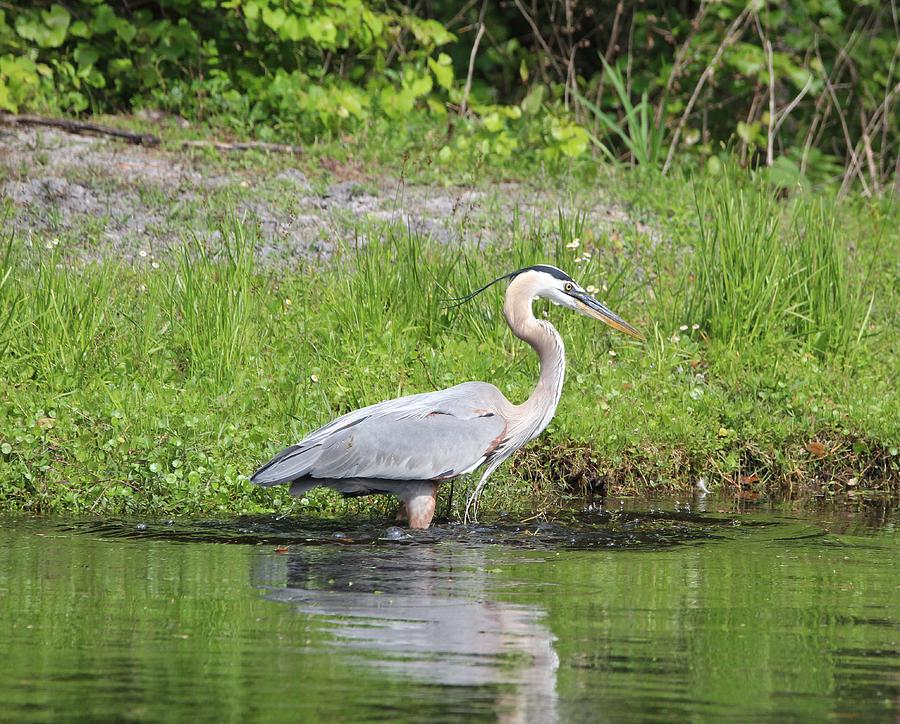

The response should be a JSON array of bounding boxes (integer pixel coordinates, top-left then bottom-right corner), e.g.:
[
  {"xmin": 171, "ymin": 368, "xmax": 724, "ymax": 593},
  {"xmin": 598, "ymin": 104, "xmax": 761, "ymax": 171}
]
[{"xmin": 251, "ymin": 383, "xmax": 508, "ymax": 487}]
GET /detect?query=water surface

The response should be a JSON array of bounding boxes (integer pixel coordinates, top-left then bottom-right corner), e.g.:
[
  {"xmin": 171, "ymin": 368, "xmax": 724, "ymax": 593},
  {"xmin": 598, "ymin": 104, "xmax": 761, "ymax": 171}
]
[{"xmin": 1, "ymin": 500, "xmax": 897, "ymax": 721}]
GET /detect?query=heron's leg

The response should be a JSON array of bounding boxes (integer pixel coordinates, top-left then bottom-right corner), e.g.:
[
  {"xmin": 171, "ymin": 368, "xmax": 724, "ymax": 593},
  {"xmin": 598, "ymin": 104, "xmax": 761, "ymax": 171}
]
[{"xmin": 401, "ymin": 483, "xmax": 438, "ymax": 530}]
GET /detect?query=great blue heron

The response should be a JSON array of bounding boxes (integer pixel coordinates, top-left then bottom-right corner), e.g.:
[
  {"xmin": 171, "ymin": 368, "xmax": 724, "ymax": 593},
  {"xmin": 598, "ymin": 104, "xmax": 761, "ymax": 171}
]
[{"xmin": 251, "ymin": 264, "xmax": 642, "ymax": 528}]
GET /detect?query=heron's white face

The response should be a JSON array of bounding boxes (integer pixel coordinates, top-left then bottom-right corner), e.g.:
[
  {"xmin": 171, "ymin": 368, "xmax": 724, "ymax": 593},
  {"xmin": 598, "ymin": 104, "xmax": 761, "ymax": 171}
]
[
  {"xmin": 529, "ymin": 267, "xmax": 643, "ymax": 340},
  {"xmin": 532, "ymin": 271, "xmax": 585, "ymax": 310}
]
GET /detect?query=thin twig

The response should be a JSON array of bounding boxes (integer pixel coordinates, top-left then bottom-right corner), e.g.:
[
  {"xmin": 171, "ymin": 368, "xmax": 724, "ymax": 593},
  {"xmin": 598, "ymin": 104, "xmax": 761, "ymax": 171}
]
[
  {"xmin": 0, "ymin": 113, "xmax": 160, "ymax": 146},
  {"xmin": 740, "ymin": 86, "xmax": 764, "ymax": 166},
  {"xmin": 563, "ymin": 0, "xmax": 576, "ymax": 110},
  {"xmin": 801, "ymin": 23, "xmax": 865, "ymax": 176},
  {"xmin": 512, "ymin": 0, "xmax": 564, "ymax": 78},
  {"xmin": 663, "ymin": 7, "xmax": 749, "ymax": 174},
  {"xmin": 625, "ymin": 7, "xmax": 636, "ymax": 97},
  {"xmin": 771, "ymin": 75, "xmax": 813, "ymax": 138},
  {"xmin": 460, "ymin": 0, "xmax": 487, "ymax": 117},
  {"xmin": 840, "ymin": 79, "xmax": 899, "ymax": 194},
  {"xmin": 757, "ymin": 15, "xmax": 776, "ymax": 166},
  {"xmin": 655, "ymin": 1, "xmax": 709, "ymax": 128},
  {"xmin": 592, "ymin": 0, "xmax": 625, "ymax": 130},
  {"xmin": 565, "ymin": 46, "xmax": 577, "ymax": 111},
  {"xmin": 181, "ymin": 140, "xmax": 303, "ymax": 154},
  {"xmin": 858, "ymin": 107, "xmax": 880, "ymax": 193},
  {"xmin": 818, "ymin": 48, "xmax": 870, "ymax": 196}
]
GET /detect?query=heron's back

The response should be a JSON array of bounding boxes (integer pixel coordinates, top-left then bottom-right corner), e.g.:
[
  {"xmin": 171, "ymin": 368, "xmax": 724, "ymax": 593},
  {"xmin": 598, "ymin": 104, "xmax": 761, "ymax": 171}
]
[{"xmin": 251, "ymin": 382, "xmax": 511, "ymax": 487}]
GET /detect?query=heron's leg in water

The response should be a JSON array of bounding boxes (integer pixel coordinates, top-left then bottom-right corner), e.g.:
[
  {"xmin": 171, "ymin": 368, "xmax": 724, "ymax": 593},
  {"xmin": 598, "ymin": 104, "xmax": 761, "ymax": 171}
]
[{"xmin": 397, "ymin": 483, "xmax": 438, "ymax": 529}]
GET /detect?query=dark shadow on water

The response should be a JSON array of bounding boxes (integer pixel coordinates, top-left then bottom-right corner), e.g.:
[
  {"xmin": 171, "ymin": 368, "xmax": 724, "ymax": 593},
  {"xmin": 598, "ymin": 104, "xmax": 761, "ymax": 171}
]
[{"xmin": 63, "ymin": 507, "xmax": 780, "ymax": 549}]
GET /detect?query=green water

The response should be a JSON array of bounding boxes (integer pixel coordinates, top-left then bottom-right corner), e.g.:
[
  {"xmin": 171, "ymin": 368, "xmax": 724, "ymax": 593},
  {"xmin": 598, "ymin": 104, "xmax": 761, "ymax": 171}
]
[{"xmin": 1, "ymin": 501, "xmax": 897, "ymax": 722}]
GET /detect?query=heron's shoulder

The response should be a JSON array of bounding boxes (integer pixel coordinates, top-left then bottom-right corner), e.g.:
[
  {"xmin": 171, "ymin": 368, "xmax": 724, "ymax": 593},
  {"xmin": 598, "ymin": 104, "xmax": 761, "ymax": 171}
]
[
  {"xmin": 445, "ymin": 381, "xmax": 506, "ymax": 399},
  {"xmin": 386, "ymin": 381, "xmax": 507, "ymax": 412},
  {"xmin": 438, "ymin": 382, "xmax": 511, "ymax": 411}
]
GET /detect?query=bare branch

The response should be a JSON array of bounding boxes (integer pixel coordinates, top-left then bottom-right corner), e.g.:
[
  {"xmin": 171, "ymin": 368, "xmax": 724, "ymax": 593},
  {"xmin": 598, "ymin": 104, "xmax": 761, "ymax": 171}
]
[
  {"xmin": 512, "ymin": 0, "xmax": 564, "ymax": 79},
  {"xmin": 0, "ymin": 113, "xmax": 160, "ymax": 146},
  {"xmin": 772, "ymin": 76, "xmax": 813, "ymax": 137},
  {"xmin": 181, "ymin": 140, "xmax": 303, "ymax": 154},
  {"xmin": 663, "ymin": 7, "xmax": 750, "ymax": 174},
  {"xmin": 460, "ymin": 0, "xmax": 488, "ymax": 117}
]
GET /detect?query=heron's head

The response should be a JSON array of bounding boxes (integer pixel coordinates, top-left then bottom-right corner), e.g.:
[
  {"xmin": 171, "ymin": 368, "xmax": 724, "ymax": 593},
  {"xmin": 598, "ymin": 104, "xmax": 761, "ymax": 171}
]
[
  {"xmin": 449, "ymin": 264, "xmax": 643, "ymax": 340},
  {"xmin": 519, "ymin": 265, "xmax": 643, "ymax": 340}
]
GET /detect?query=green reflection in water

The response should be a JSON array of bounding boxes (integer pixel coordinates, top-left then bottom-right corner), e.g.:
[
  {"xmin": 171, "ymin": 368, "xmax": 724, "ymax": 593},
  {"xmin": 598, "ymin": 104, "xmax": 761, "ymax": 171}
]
[
  {"xmin": 0, "ymin": 505, "xmax": 897, "ymax": 722},
  {"xmin": 497, "ymin": 511, "xmax": 900, "ymax": 721}
]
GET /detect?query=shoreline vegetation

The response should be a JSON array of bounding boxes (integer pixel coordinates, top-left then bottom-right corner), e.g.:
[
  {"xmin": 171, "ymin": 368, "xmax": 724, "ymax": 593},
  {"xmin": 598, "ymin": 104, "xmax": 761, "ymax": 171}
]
[
  {"xmin": 0, "ymin": 120, "xmax": 897, "ymax": 519},
  {"xmin": 0, "ymin": 0, "xmax": 897, "ymax": 518}
]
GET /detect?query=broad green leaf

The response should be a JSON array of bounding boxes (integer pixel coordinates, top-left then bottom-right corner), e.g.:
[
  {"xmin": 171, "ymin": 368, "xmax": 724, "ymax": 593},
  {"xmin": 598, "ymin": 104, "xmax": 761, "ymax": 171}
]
[
  {"xmin": 108, "ymin": 58, "xmax": 133, "ymax": 75},
  {"xmin": 93, "ymin": 5, "xmax": 117, "ymax": 34},
  {"xmin": 427, "ymin": 53, "xmax": 453, "ymax": 90},
  {"xmin": 262, "ymin": 6, "xmax": 286, "ymax": 31},
  {"xmin": 520, "ymin": 85, "xmax": 545, "ymax": 115},
  {"xmin": 41, "ymin": 5, "xmax": 71, "ymax": 48},
  {"xmin": 408, "ymin": 74, "xmax": 432, "ymax": 97},
  {"xmin": 737, "ymin": 121, "xmax": 760, "ymax": 145},
  {"xmin": 482, "ymin": 112, "xmax": 504, "ymax": 133},
  {"xmin": 243, "ymin": 1, "xmax": 261, "ymax": 20},
  {"xmin": 0, "ymin": 80, "xmax": 14, "ymax": 112},
  {"xmin": 115, "ymin": 20, "xmax": 137, "ymax": 43},
  {"xmin": 73, "ymin": 44, "xmax": 100, "ymax": 71},
  {"xmin": 426, "ymin": 98, "xmax": 446, "ymax": 116},
  {"xmin": 281, "ymin": 15, "xmax": 303, "ymax": 41},
  {"xmin": 69, "ymin": 21, "xmax": 92, "ymax": 39}
]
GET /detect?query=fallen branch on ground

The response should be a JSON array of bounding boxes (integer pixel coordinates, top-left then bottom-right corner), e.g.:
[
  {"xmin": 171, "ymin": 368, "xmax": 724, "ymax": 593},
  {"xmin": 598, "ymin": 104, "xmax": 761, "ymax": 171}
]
[
  {"xmin": 181, "ymin": 140, "xmax": 304, "ymax": 154},
  {"xmin": 0, "ymin": 113, "xmax": 160, "ymax": 146}
]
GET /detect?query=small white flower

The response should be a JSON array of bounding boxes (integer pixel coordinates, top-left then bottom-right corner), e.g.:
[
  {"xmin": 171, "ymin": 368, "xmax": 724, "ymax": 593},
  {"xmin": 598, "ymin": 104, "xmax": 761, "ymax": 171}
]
[
  {"xmin": 45, "ymin": 241, "xmax": 54, "ymax": 250},
  {"xmin": 52, "ymin": 238, "xmax": 60, "ymax": 247},
  {"xmin": 565, "ymin": 238, "xmax": 580, "ymax": 250},
  {"xmin": 310, "ymin": 374, "xmax": 319, "ymax": 383},
  {"xmin": 284, "ymin": 298, "xmax": 292, "ymax": 306},
  {"xmin": 602, "ymin": 284, "xmax": 608, "ymax": 292},
  {"xmin": 586, "ymin": 284, "xmax": 599, "ymax": 295},
  {"xmin": 139, "ymin": 249, "xmax": 148, "ymax": 258},
  {"xmin": 680, "ymin": 324, "xmax": 689, "ymax": 331},
  {"xmin": 692, "ymin": 323, "xmax": 699, "ymax": 330},
  {"xmin": 671, "ymin": 334, "xmax": 681, "ymax": 343},
  {"xmin": 151, "ymin": 261, "xmax": 160, "ymax": 269},
  {"xmin": 608, "ymin": 350, "xmax": 617, "ymax": 357}
]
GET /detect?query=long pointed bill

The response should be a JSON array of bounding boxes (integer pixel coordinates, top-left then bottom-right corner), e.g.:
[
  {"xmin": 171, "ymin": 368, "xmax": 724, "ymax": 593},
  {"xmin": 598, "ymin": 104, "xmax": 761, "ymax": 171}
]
[{"xmin": 572, "ymin": 292, "xmax": 644, "ymax": 341}]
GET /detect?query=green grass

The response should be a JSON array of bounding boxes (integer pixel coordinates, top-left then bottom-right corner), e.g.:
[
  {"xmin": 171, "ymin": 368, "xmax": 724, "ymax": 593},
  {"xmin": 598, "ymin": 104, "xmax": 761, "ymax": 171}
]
[{"xmin": 0, "ymin": 169, "xmax": 897, "ymax": 519}]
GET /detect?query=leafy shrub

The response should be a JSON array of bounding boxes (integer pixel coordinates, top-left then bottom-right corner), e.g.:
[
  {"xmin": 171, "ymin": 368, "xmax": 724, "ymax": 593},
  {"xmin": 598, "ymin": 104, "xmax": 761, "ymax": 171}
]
[{"xmin": 0, "ymin": 1, "xmax": 896, "ymax": 186}]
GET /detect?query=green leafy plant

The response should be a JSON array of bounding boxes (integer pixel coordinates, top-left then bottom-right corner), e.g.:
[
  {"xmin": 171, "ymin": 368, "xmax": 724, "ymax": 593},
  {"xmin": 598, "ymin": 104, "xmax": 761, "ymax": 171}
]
[{"xmin": 575, "ymin": 59, "xmax": 667, "ymax": 167}]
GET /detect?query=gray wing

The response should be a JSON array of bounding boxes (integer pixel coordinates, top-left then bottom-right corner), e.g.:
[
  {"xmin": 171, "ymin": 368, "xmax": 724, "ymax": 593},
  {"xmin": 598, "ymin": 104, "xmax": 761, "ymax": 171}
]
[{"xmin": 251, "ymin": 382, "xmax": 508, "ymax": 486}]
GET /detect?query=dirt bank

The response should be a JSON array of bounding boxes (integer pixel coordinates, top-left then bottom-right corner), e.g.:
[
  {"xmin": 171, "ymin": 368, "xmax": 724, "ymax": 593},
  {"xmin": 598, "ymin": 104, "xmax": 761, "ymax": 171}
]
[{"xmin": 1, "ymin": 124, "xmax": 656, "ymax": 265}]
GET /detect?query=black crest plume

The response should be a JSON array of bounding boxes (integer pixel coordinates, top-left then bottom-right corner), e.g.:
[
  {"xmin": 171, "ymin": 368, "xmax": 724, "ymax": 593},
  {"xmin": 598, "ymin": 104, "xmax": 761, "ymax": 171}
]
[{"xmin": 444, "ymin": 265, "xmax": 572, "ymax": 309}]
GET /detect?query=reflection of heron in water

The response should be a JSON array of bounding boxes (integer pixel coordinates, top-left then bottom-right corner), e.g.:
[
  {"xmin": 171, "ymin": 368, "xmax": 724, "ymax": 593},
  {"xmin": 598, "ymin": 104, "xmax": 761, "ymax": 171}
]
[
  {"xmin": 251, "ymin": 265, "xmax": 642, "ymax": 528},
  {"xmin": 253, "ymin": 544, "xmax": 559, "ymax": 722}
]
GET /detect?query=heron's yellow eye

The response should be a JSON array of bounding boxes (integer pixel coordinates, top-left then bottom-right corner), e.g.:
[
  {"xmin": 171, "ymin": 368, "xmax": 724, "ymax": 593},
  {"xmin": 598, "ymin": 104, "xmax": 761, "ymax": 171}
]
[{"xmin": 564, "ymin": 282, "xmax": 573, "ymax": 292}]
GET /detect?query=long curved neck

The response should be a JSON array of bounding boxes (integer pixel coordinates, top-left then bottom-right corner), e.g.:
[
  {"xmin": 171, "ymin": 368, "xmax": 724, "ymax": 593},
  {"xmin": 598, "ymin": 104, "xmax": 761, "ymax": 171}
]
[{"xmin": 503, "ymin": 276, "xmax": 566, "ymax": 440}]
